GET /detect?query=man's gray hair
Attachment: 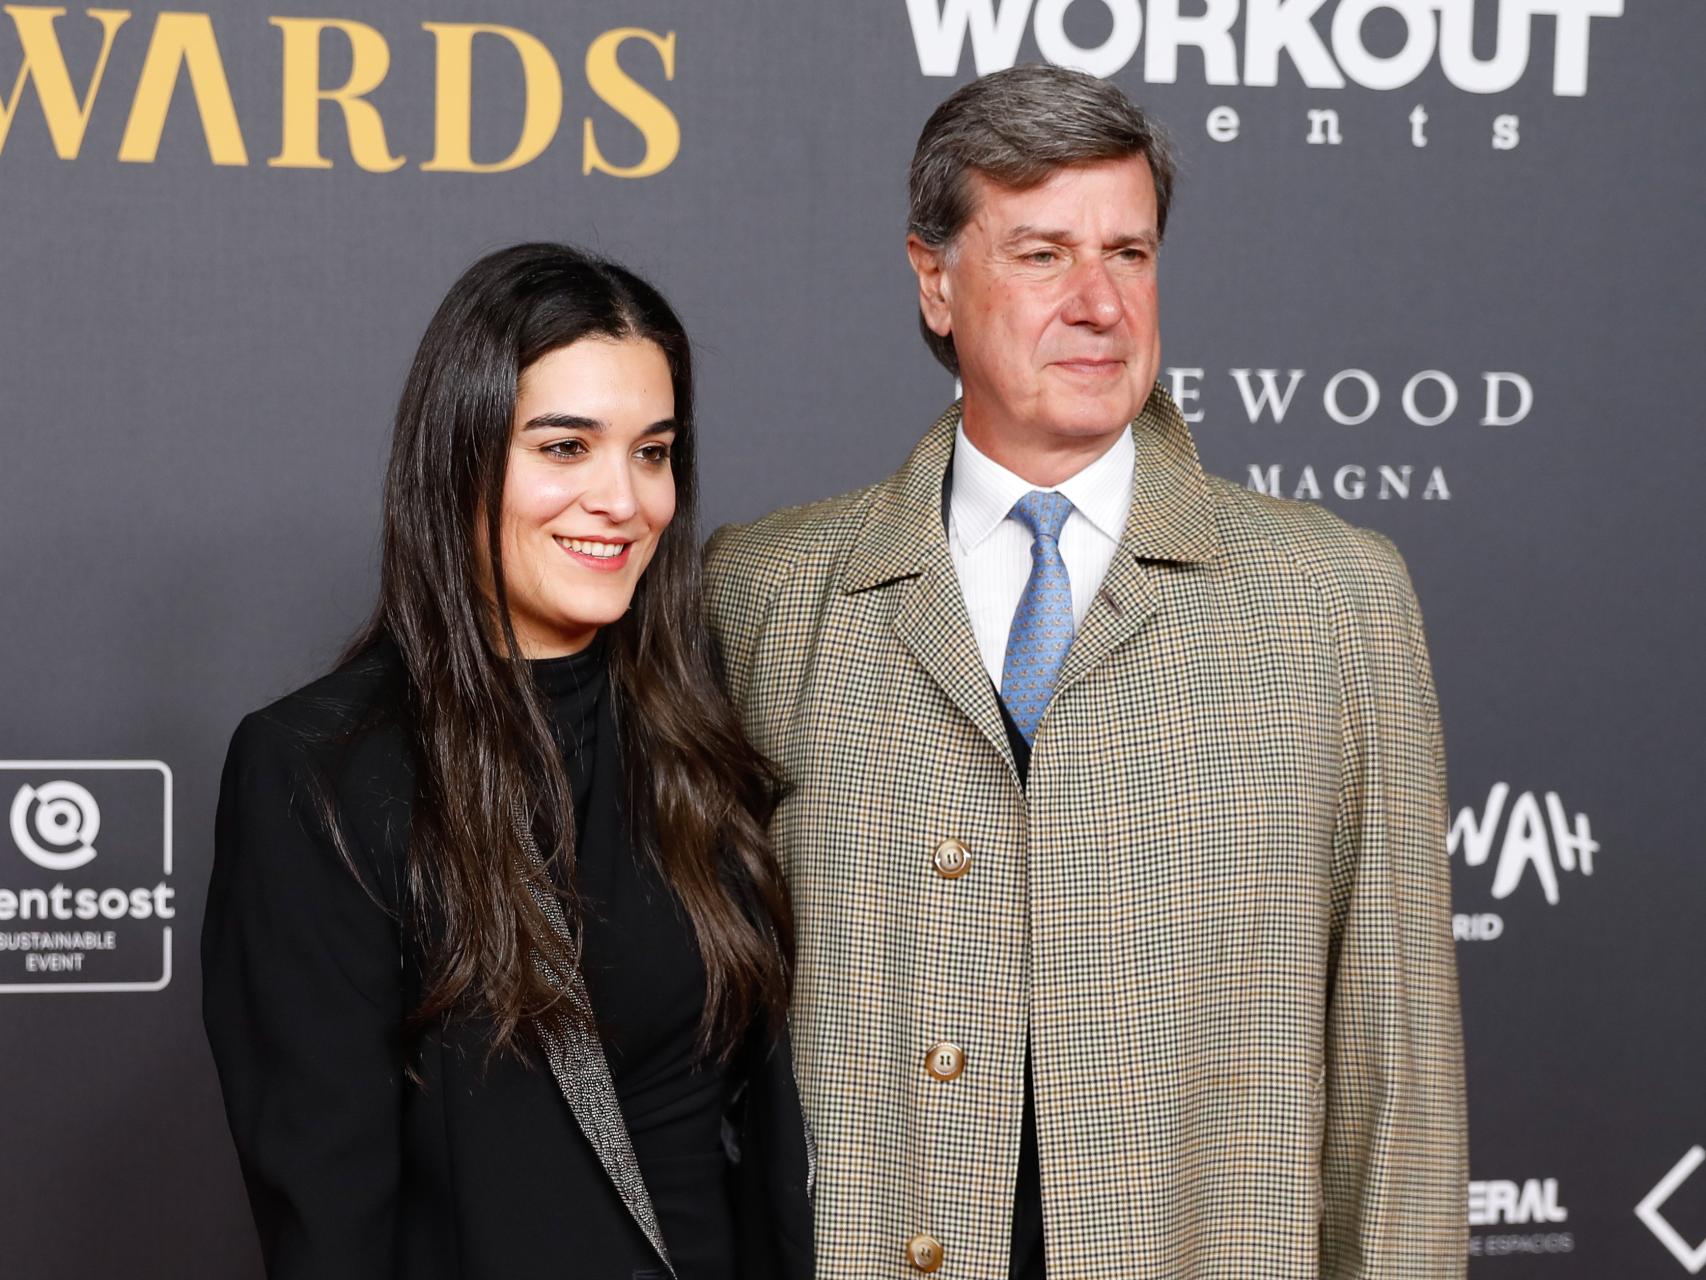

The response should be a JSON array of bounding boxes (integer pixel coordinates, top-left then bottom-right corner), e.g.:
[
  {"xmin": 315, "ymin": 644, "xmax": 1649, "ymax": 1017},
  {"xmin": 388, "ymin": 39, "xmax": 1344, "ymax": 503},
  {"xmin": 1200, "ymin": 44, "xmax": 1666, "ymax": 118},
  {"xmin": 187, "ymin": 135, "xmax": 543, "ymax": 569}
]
[{"xmin": 908, "ymin": 64, "xmax": 1177, "ymax": 375}]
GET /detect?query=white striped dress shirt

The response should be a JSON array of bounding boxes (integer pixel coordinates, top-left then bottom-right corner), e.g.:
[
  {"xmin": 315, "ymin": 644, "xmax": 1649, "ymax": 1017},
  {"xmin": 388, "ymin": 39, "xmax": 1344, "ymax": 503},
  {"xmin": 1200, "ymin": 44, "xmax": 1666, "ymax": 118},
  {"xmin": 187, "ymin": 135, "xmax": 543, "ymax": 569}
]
[{"xmin": 947, "ymin": 423, "xmax": 1137, "ymax": 686}]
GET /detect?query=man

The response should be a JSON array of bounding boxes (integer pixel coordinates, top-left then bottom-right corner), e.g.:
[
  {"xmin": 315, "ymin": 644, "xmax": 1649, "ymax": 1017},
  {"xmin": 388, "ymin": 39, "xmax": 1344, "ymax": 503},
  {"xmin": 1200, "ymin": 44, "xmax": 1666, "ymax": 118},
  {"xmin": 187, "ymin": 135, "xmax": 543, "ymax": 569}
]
[{"xmin": 706, "ymin": 65, "xmax": 1466, "ymax": 1278}]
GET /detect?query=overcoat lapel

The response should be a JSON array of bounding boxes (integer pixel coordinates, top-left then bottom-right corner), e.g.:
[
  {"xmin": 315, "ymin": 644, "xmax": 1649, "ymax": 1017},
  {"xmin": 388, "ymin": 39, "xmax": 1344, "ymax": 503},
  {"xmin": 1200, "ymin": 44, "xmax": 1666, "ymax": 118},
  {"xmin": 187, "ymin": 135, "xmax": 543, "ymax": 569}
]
[
  {"xmin": 842, "ymin": 405, "xmax": 1017, "ymax": 779},
  {"xmin": 511, "ymin": 804, "xmax": 675, "ymax": 1278},
  {"xmin": 1058, "ymin": 385, "xmax": 1223, "ymax": 695},
  {"xmin": 1055, "ymin": 552, "xmax": 1162, "ymax": 698},
  {"xmin": 894, "ymin": 554, "xmax": 1017, "ymax": 780}
]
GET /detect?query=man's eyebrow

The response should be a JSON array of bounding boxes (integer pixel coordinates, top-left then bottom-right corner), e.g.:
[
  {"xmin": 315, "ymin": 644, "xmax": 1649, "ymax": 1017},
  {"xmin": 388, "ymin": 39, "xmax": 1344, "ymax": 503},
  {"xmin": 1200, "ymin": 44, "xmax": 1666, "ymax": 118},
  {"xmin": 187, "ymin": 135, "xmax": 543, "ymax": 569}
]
[
  {"xmin": 1106, "ymin": 230, "xmax": 1160, "ymax": 251},
  {"xmin": 1001, "ymin": 225, "xmax": 1073, "ymax": 248},
  {"xmin": 1000, "ymin": 226, "xmax": 1160, "ymax": 250}
]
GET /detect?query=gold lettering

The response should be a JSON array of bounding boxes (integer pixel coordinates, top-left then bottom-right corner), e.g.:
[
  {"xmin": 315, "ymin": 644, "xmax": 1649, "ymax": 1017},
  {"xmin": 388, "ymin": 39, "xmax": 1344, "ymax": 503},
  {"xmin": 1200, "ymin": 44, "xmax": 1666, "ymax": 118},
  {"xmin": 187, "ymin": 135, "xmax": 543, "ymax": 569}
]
[
  {"xmin": 582, "ymin": 27, "xmax": 677, "ymax": 179},
  {"xmin": 419, "ymin": 21, "xmax": 560, "ymax": 173},
  {"xmin": 118, "ymin": 11, "xmax": 246, "ymax": 164},
  {"xmin": 268, "ymin": 16, "xmax": 401, "ymax": 171},
  {"xmin": 0, "ymin": 5, "xmax": 129, "ymax": 158}
]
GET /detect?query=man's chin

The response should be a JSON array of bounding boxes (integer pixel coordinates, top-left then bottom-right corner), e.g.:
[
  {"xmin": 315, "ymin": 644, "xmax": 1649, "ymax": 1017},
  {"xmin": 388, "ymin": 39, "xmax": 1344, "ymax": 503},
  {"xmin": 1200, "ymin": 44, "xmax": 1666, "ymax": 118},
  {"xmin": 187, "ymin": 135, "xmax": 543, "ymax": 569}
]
[{"xmin": 1042, "ymin": 395, "xmax": 1144, "ymax": 439}]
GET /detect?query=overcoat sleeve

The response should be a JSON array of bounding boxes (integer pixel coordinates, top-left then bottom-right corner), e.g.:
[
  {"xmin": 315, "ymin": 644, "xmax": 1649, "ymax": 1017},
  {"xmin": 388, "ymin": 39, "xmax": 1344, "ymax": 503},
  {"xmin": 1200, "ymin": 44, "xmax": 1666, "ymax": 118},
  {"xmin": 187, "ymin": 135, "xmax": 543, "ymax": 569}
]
[
  {"xmin": 703, "ymin": 521, "xmax": 777, "ymax": 702},
  {"xmin": 1320, "ymin": 533, "xmax": 1468, "ymax": 1276},
  {"xmin": 201, "ymin": 712, "xmax": 405, "ymax": 1278}
]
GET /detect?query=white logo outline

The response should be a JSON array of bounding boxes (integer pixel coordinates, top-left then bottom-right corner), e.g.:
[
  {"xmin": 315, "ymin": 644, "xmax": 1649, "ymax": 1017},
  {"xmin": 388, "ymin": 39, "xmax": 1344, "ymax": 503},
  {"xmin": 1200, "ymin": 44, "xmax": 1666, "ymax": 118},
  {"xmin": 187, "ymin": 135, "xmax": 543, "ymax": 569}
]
[
  {"xmin": 0, "ymin": 760, "xmax": 173, "ymax": 995},
  {"xmin": 1637, "ymin": 1146, "xmax": 1706, "ymax": 1274}
]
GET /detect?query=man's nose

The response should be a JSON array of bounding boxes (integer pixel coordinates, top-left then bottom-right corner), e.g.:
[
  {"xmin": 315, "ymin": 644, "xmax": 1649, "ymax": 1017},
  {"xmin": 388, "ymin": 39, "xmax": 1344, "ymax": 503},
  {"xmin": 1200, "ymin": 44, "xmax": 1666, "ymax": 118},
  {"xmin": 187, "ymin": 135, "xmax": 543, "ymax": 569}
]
[
  {"xmin": 1062, "ymin": 257, "xmax": 1122, "ymax": 328},
  {"xmin": 580, "ymin": 456, "xmax": 639, "ymax": 523}
]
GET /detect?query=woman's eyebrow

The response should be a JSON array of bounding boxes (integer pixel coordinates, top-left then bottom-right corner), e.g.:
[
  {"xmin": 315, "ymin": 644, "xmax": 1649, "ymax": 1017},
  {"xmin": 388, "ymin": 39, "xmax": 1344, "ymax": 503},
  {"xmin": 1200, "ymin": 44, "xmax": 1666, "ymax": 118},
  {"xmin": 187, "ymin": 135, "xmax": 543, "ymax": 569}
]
[
  {"xmin": 524, "ymin": 413, "xmax": 603, "ymax": 431},
  {"xmin": 522, "ymin": 415, "xmax": 679, "ymax": 433}
]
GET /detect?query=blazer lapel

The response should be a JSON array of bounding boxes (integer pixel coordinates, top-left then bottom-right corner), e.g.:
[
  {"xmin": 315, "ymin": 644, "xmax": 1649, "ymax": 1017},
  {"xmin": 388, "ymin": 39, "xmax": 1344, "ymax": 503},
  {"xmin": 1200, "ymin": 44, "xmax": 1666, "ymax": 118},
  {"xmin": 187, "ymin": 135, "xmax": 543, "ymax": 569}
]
[
  {"xmin": 511, "ymin": 804, "xmax": 676, "ymax": 1278},
  {"xmin": 842, "ymin": 404, "xmax": 1018, "ymax": 780},
  {"xmin": 1057, "ymin": 385, "xmax": 1223, "ymax": 695}
]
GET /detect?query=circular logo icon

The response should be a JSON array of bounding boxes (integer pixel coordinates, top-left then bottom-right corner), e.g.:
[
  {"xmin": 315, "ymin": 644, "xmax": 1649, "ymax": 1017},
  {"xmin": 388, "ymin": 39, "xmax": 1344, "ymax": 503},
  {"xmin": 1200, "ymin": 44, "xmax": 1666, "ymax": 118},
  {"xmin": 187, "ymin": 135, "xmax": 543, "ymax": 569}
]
[{"xmin": 10, "ymin": 780, "xmax": 101, "ymax": 871}]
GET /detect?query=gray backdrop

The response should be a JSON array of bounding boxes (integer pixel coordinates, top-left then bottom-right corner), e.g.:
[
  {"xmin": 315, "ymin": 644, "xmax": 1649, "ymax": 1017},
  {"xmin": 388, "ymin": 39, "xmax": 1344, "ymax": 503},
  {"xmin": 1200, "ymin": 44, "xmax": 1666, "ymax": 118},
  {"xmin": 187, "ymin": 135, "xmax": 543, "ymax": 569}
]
[{"xmin": 2, "ymin": 0, "xmax": 1702, "ymax": 1274}]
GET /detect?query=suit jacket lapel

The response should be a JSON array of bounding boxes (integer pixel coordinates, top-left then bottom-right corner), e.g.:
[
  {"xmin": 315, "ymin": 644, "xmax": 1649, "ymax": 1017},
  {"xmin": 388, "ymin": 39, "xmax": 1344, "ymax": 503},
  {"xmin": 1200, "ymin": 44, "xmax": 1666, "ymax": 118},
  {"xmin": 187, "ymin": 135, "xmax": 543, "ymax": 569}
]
[
  {"xmin": 841, "ymin": 404, "xmax": 1018, "ymax": 780},
  {"xmin": 511, "ymin": 804, "xmax": 676, "ymax": 1278}
]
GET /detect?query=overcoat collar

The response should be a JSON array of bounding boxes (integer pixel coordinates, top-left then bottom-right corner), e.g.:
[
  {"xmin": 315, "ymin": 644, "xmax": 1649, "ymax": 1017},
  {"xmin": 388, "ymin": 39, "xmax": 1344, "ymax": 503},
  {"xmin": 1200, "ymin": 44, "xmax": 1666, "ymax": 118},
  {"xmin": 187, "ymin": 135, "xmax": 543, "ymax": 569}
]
[
  {"xmin": 840, "ymin": 383, "xmax": 1222, "ymax": 595},
  {"xmin": 837, "ymin": 384, "xmax": 1223, "ymax": 768}
]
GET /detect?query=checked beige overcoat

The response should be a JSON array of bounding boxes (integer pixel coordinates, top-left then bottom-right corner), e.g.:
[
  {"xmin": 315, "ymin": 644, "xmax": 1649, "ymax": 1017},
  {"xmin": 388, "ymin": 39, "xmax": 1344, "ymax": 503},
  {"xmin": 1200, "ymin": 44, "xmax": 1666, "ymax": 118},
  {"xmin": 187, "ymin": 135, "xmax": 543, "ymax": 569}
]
[{"xmin": 704, "ymin": 386, "xmax": 1468, "ymax": 1279}]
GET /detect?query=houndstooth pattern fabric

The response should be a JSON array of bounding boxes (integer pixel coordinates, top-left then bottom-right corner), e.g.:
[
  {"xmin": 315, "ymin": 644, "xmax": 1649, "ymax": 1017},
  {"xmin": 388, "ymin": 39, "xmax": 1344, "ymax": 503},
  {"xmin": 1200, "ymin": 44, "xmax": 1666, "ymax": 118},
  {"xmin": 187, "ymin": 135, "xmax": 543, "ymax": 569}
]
[
  {"xmin": 512, "ymin": 806, "xmax": 676, "ymax": 1278},
  {"xmin": 703, "ymin": 385, "xmax": 1467, "ymax": 1280},
  {"xmin": 1000, "ymin": 491, "xmax": 1076, "ymax": 744}
]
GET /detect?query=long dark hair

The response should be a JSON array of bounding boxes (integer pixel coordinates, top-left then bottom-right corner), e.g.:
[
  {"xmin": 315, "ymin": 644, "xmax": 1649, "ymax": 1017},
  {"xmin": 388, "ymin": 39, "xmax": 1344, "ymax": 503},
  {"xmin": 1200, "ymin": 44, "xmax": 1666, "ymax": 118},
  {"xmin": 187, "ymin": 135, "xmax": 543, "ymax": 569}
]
[{"xmin": 350, "ymin": 242, "xmax": 790, "ymax": 1061}]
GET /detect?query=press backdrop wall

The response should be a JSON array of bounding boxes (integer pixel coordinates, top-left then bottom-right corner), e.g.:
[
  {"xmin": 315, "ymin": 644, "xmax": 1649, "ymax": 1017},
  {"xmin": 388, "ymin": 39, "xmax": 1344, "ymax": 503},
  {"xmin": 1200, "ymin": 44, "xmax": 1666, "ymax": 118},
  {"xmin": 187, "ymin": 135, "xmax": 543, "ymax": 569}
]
[{"xmin": 2, "ymin": 1, "xmax": 1702, "ymax": 1275}]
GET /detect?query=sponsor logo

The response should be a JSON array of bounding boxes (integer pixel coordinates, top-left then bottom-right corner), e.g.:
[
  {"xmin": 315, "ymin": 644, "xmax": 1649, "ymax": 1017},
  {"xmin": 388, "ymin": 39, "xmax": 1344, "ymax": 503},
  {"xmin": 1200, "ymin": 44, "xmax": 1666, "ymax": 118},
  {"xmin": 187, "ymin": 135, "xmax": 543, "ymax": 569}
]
[
  {"xmin": 905, "ymin": 0, "xmax": 1627, "ymax": 153},
  {"xmin": 1637, "ymin": 1147, "xmax": 1706, "ymax": 1274},
  {"xmin": 1172, "ymin": 368, "xmax": 1534, "ymax": 430},
  {"xmin": 1166, "ymin": 365, "xmax": 1533, "ymax": 506},
  {"xmin": 1450, "ymin": 783, "xmax": 1597, "ymax": 909},
  {"xmin": 1245, "ymin": 461, "xmax": 1451, "ymax": 502},
  {"xmin": 1471, "ymin": 1178, "xmax": 1570, "ymax": 1226},
  {"xmin": 1469, "ymin": 1177, "xmax": 1574, "ymax": 1257},
  {"xmin": 1, "ymin": 8, "xmax": 677, "ymax": 176},
  {"xmin": 905, "ymin": 0, "xmax": 1621, "ymax": 94},
  {"xmin": 0, "ymin": 761, "xmax": 174, "ymax": 993},
  {"xmin": 1453, "ymin": 912, "xmax": 1503, "ymax": 941},
  {"xmin": 11, "ymin": 779, "xmax": 101, "ymax": 871}
]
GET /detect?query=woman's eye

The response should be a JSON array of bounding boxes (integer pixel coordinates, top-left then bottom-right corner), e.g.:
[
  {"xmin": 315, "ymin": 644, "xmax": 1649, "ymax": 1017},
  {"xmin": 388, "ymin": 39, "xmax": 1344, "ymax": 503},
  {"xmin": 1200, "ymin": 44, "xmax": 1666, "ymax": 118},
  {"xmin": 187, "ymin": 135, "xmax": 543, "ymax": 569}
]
[
  {"xmin": 636, "ymin": 443, "xmax": 673, "ymax": 464},
  {"xmin": 543, "ymin": 439, "xmax": 587, "ymax": 458}
]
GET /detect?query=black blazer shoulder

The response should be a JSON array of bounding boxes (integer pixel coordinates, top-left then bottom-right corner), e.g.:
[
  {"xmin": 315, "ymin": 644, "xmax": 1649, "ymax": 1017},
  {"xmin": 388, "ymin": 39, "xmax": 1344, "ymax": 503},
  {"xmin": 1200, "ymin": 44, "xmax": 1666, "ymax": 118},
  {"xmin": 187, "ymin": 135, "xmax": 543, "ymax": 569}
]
[
  {"xmin": 203, "ymin": 643, "xmax": 813, "ymax": 1280},
  {"xmin": 224, "ymin": 643, "xmax": 412, "ymax": 887}
]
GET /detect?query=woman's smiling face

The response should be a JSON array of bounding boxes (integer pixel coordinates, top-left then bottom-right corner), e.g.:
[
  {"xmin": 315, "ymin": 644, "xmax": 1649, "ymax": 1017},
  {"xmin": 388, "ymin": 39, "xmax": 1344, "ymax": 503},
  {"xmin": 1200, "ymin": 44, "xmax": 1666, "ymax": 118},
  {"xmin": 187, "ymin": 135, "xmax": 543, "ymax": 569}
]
[{"xmin": 494, "ymin": 336, "xmax": 678, "ymax": 657}]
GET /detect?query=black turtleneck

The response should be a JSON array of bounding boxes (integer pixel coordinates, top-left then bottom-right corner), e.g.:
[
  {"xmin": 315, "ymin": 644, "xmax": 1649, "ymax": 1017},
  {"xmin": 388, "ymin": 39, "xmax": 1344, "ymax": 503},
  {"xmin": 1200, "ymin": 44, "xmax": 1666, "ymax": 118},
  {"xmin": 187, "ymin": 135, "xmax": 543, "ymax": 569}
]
[{"xmin": 529, "ymin": 638, "xmax": 735, "ymax": 1280}]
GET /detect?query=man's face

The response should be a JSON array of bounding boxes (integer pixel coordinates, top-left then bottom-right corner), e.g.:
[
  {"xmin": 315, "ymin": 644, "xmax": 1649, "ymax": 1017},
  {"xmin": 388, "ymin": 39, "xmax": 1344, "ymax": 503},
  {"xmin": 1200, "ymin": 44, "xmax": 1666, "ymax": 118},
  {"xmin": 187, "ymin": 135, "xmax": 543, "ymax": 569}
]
[{"xmin": 910, "ymin": 156, "xmax": 1161, "ymax": 479}]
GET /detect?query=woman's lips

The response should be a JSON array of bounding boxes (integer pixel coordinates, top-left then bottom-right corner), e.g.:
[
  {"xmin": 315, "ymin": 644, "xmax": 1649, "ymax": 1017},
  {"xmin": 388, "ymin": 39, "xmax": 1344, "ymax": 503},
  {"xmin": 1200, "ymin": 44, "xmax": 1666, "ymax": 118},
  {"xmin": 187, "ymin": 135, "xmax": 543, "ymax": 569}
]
[{"xmin": 553, "ymin": 536, "xmax": 632, "ymax": 572}]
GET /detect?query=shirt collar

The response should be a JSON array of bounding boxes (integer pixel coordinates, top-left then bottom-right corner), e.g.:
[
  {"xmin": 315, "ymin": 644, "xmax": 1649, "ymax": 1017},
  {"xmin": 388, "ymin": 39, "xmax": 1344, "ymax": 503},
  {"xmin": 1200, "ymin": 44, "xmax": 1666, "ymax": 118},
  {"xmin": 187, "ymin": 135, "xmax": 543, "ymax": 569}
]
[{"xmin": 949, "ymin": 421, "xmax": 1137, "ymax": 552}]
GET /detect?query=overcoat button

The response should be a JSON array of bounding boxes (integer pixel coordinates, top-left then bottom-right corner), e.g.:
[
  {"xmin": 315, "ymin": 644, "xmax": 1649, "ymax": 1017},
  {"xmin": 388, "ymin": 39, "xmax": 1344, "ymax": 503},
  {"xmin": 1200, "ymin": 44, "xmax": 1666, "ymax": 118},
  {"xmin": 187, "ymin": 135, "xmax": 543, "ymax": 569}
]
[
  {"xmin": 924, "ymin": 1041, "xmax": 966, "ymax": 1082},
  {"xmin": 932, "ymin": 837, "xmax": 971, "ymax": 879},
  {"xmin": 906, "ymin": 1232, "xmax": 944, "ymax": 1272}
]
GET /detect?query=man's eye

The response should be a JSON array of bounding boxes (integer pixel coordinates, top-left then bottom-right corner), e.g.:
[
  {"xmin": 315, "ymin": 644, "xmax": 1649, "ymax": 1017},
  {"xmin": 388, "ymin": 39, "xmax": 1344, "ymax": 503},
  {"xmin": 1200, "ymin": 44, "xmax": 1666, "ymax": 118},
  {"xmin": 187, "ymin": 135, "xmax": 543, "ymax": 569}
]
[{"xmin": 1026, "ymin": 250, "xmax": 1058, "ymax": 265}]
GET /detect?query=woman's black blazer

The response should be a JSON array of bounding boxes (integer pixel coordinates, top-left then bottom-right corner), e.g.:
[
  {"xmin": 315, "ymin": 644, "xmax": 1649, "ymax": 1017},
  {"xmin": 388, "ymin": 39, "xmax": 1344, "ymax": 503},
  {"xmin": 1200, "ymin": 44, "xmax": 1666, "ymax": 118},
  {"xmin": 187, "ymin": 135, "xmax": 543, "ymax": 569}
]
[{"xmin": 201, "ymin": 648, "xmax": 813, "ymax": 1280}]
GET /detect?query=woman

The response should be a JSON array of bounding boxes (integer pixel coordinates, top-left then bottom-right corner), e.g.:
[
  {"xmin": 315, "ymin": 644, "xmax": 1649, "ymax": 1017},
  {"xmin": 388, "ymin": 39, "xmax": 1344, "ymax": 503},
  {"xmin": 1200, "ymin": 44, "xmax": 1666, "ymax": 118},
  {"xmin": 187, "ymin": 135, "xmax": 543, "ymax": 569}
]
[{"xmin": 202, "ymin": 244, "xmax": 812, "ymax": 1280}]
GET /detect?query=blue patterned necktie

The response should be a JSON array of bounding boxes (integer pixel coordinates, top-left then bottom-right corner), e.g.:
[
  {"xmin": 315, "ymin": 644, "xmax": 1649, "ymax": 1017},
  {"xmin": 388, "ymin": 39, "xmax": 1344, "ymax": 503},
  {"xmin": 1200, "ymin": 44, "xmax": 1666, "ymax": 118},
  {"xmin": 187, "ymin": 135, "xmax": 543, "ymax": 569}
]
[{"xmin": 1000, "ymin": 490, "xmax": 1076, "ymax": 744}]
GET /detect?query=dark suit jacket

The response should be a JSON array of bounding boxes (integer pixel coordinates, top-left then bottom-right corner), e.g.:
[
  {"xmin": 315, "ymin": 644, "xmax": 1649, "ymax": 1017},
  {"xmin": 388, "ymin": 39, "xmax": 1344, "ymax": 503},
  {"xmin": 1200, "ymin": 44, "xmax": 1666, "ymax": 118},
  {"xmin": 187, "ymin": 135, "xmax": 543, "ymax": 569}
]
[{"xmin": 201, "ymin": 646, "xmax": 813, "ymax": 1280}]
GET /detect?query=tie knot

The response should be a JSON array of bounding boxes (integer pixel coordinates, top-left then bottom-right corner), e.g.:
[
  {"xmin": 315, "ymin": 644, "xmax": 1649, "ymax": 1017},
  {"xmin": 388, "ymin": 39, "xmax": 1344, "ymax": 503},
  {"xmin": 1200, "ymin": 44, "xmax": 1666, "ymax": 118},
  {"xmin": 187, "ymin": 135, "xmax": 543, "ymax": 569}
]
[{"xmin": 1010, "ymin": 490, "xmax": 1073, "ymax": 543}]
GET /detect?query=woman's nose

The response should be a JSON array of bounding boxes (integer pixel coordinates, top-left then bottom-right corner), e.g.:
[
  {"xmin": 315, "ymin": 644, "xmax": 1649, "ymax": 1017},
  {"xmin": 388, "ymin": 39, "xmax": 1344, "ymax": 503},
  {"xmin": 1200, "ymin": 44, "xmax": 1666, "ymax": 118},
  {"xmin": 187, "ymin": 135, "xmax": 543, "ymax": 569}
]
[{"xmin": 580, "ymin": 456, "xmax": 638, "ymax": 522}]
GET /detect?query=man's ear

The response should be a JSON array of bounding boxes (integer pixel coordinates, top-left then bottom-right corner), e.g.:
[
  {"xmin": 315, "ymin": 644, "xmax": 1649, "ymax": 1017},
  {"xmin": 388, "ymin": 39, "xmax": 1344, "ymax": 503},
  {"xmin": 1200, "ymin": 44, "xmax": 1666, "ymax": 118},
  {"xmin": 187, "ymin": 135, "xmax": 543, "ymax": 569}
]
[{"xmin": 906, "ymin": 235, "xmax": 953, "ymax": 338}]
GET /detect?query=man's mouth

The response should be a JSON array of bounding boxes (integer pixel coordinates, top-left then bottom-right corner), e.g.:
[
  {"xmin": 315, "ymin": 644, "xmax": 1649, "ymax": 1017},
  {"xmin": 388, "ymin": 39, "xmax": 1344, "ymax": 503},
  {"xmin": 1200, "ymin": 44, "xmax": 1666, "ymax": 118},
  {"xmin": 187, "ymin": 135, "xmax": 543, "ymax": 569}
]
[
  {"xmin": 554, "ymin": 536, "xmax": 632, "ymax": 569},
  {"xmin": 1053, "ymin": 357, "xmax": 1124, "ymax": 374}
]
